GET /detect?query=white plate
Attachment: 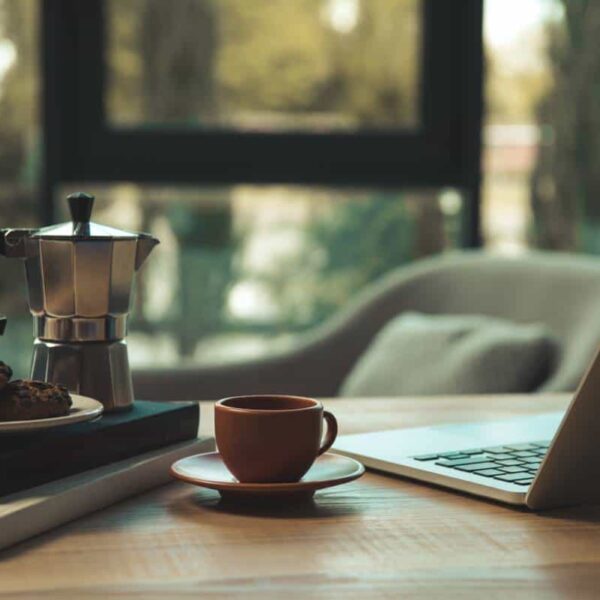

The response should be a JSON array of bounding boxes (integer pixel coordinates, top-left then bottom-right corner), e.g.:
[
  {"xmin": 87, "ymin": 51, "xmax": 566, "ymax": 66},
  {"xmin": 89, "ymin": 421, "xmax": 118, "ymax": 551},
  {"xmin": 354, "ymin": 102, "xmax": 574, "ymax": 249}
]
[{"xmin": 0, "ymin": 394, "xmax": 104, "ymax": 433}]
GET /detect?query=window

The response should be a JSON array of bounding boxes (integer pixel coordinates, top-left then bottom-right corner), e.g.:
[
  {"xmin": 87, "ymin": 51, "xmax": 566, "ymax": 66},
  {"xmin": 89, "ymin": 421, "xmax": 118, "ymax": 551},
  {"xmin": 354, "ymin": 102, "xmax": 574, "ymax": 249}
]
[
  {"xmin": 0, "ymin": 0, "xmax": 40, "ymax": 376},
  {"xmin": 29, "ymin": 0, "xmax": 483, "ymax": 367},
  {"xmin": 481, "ymin": 0, "xmax": 597, "ymax": 256},
  {"xmin": 107, "ymin": 0, "xmax": 423, "ymax": 132},
  {"xmin": 43, "ymin": 0, "xmax": 483, "ymax": 213}
]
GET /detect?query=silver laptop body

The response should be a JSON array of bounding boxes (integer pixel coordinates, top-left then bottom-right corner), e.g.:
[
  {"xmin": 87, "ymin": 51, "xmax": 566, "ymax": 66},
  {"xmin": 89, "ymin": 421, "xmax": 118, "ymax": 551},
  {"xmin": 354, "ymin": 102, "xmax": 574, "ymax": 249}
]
[{"xmin": 334, "ymin": 347, "xmax": 600, "ymax": 510}]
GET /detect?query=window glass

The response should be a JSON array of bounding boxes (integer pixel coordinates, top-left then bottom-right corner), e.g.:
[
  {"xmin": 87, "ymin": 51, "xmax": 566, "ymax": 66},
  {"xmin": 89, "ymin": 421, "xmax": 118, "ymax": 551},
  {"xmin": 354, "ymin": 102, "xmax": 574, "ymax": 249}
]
[
  {"xmin": 0, "ymin": 0, "xmax": 40, "ymax": 377},
  {"xmin": 58, "ymin": 184, "xmax": 464, "ymax": 367},
  {"xmin": 106, "ymin": 0, "xmax": 422, "ymax": 131},
  {"xmin": 482, "ymin": 0, "xmax": 579, "ymax": 254}
]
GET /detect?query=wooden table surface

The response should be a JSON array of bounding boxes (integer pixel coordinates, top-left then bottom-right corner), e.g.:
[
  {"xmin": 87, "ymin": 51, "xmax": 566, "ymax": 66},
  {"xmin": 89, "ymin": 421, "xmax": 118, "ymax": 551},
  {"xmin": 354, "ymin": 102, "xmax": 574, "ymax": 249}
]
[{"xmin": 3, "ymin": 393, "xmax": 599, "ymax": 599}]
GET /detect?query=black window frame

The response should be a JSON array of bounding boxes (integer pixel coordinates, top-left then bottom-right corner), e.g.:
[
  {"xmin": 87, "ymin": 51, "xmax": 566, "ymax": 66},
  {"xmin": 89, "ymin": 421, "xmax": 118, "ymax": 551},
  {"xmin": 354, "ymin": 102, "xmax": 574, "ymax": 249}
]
[{"xmin": 41, "ymin": 0, "xmax": 483, "ymax": 244}]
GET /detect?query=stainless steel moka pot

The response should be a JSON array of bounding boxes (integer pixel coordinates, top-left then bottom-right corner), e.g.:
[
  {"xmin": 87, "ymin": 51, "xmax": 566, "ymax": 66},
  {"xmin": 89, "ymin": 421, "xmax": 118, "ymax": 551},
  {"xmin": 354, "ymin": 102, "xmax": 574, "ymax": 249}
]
[{"xmin": 0, "ymin": 192, "xmax": 159, "ymax": 412}]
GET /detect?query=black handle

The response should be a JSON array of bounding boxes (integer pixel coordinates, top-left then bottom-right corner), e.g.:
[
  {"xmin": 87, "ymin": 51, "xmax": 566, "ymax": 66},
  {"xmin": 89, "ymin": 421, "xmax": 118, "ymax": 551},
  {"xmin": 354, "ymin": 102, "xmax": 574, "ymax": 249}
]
[{"xmin": 67, "ymin": 192, "xmax": 95, "ymax": 223}]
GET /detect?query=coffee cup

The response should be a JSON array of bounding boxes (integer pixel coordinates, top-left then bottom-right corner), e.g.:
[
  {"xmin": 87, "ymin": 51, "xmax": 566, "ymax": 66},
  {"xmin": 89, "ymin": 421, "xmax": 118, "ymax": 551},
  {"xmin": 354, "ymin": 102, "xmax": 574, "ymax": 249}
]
[{"xmin": 215, "ymin": 394, "xmax": 338, "ymax": 483}]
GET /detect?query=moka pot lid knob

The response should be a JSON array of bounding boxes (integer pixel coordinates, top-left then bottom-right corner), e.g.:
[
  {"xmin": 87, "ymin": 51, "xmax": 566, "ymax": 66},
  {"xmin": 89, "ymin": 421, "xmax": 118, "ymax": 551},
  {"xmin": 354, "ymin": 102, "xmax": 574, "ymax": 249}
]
[{"xmin": 31, "ymin": 192, "xmax": 157, "ymax": 242}]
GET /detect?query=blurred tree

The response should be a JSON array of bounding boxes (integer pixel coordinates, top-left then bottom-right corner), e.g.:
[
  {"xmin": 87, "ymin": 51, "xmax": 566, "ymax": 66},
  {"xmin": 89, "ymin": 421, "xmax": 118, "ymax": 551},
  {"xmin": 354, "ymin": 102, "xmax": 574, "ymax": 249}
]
[
  {"xmin": 217, "ymin": 0, "xmax": 332, "ymax": 115},
  {"xmin": 0, "ymin": 0, "xmax": 37, "ymax": 185},
  {"xmin": 109, "ymin": 0, "xmax": 420, "ymax": 129},
  {"xmin": 0, "ymin": 0, "xmax": 42, "ymax": 377},
  {"xmin": 531, "ymin": 0, "xmax": 600, "ymax": 251},
  {"xmin": 108, "ymin": 0, "xmax": 218, "ymax": 123},
  {"xmin": 314, "ymin": 191, "xmax": 458, "ymax": 324},
  {"xmin": 167, "ymin": 199, "xmax": 233, "ymax": 354},
  {"xmin": 485, "ymin": 33, "xmax": 551, "ymax": 125},
  {"xmin": 328, "ymin": 0, "xmax": 420, "ymax": 126},
  {"xmin": 253, "ymin": 190, "xmax": 456, "ymax": 328},
  {"xmin": 217, "ymin": 0, "xmax": 419, "ymax": 127},
  {"xmin": 299, "ymin": 192, "xmax": 417, "ymax": 324},
  {"xmin": 141, "ymin": 0, "xmax": 218, "ymax": 121},
  {"xmin": 141, "ymin": 1, "xmax": 234, "ymax": 353}
]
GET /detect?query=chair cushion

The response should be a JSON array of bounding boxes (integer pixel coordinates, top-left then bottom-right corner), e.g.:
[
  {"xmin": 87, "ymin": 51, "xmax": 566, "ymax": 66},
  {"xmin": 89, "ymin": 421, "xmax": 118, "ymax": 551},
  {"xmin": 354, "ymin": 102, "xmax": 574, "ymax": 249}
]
[{"xmin": 338, "ymin": 312, "xmax": 559, "ymax": 397}]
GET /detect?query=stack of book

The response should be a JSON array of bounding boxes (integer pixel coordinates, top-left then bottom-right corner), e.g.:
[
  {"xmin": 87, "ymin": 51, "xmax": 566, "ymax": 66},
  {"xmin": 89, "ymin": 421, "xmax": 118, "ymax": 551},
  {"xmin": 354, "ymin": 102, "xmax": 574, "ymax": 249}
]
[{"xmin": 0, "ymin": 400, "xmax": 213, "ymax": 550}]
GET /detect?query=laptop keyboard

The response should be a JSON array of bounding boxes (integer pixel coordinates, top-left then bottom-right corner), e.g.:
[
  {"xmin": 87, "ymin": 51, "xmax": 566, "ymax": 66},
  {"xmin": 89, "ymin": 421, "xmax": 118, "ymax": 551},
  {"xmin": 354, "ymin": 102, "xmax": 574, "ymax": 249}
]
[{"xmin": 412, "ymin": 441, "xmax": 550, "ymax": 486}]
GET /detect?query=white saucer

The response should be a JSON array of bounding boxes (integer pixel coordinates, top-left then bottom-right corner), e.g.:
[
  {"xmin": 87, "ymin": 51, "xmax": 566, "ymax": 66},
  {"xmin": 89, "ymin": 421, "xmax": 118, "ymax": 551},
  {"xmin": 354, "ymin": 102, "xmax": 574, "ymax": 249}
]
[
  {"xmin": 0, "ymin": 394, "xmax": 104, "ymax": 433},
  {"xmin": 171, "ymin": 451, "xmax": 365, "ymax": 503}
]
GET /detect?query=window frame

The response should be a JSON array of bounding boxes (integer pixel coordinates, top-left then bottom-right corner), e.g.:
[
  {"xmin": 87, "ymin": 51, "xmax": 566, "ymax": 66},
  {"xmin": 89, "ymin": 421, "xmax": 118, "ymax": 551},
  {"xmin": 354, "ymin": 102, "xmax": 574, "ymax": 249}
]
[{"xmin": 41, "ymin": 0, "xmax": 483, "ymax": 243}]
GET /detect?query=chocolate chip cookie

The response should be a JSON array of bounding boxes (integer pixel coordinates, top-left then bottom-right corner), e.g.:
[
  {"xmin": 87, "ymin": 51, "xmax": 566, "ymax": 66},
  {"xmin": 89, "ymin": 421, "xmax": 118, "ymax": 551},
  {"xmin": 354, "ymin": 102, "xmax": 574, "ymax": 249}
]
[{"xmin": 0, "ymin": 379, "xmax": 72, "ymax": 421}]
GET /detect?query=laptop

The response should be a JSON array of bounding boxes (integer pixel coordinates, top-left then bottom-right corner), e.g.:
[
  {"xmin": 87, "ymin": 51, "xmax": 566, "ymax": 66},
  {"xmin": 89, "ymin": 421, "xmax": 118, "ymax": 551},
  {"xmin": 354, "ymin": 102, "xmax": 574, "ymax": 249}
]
[{"xmin": 333, "ymin": 346, "xmax": 600, "ymax": 510}]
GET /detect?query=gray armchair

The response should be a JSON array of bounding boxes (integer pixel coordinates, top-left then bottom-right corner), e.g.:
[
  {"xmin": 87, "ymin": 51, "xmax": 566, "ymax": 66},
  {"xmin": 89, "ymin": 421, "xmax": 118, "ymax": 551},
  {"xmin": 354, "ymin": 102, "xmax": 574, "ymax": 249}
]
[{"xmin": 133, "ymin": 251, "xmax": 600, "ymax": 400}]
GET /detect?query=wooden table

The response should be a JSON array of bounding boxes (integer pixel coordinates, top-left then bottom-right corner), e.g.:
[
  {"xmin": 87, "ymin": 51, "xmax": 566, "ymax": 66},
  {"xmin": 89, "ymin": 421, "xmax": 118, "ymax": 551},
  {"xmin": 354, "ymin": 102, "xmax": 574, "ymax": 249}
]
[{"xmin": 3, "ymin": 393, "xmax": 600, "ymax": 599}]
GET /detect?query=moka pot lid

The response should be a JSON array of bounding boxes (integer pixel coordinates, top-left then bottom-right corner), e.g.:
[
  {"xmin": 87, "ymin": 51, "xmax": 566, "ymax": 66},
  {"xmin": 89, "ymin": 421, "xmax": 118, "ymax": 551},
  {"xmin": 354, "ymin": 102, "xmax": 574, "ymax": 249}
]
[{"xmin": 32, "ymin": 192, "xmax": 148, "ymax": 241}]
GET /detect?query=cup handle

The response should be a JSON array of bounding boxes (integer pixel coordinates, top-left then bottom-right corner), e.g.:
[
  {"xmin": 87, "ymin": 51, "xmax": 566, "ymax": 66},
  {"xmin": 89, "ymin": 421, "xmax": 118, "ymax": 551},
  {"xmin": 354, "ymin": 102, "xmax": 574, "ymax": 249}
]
[{"xmin": 318, "ymin": 410, "xmax": 338, "ymax": 455}]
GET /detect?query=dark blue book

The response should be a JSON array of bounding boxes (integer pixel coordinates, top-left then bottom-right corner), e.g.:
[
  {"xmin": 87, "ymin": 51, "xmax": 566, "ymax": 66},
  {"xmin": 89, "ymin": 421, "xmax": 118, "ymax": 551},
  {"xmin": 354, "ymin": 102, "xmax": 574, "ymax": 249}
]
[{"xmin": 0, "ymin": 400, "xmax": 200, "ymax": 496}]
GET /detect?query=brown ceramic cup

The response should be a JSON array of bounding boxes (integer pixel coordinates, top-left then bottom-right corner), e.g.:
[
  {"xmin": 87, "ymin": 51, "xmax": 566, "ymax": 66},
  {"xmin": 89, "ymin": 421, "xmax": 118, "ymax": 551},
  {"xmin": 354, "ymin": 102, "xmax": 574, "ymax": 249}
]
[{"xmin": 214, "ymin": 395, "xmax": 338, "ymax": 483}]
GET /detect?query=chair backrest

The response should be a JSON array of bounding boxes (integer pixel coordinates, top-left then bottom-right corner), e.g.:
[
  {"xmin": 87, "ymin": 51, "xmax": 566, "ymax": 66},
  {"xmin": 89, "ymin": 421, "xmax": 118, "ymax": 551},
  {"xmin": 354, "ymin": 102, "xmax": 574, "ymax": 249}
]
[
  {"xmin": 320, "ymin": 250, "xmax": 600, "ymax": 392},
  {"xmin": 133, "ymin": 250, "xmax": 600, "ymax": 400}
]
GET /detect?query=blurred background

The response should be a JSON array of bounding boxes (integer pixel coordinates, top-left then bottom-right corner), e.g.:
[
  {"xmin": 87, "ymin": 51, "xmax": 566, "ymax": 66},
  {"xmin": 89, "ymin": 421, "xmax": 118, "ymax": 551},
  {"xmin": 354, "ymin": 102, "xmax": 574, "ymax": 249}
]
[{"xmin": 0, "ymin": 0, "xmax": 590, "ymax": 376}]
